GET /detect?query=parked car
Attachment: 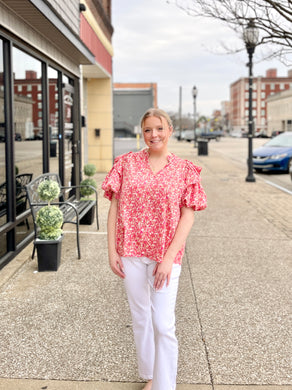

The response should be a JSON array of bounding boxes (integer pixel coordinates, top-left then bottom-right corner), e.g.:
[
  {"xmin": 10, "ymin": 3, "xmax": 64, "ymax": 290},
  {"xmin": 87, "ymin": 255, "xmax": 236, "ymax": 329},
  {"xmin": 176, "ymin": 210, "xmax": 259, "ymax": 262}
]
[
  {"xmin": 184, "ymin": 129, "xmax": 195, "ymax": 142},
  {"xmin": 0, "ymin": 132, "xmax": 22, "ymax": 142},
  {"xmin": 253, "ymin": 131, "xmax": 292, "ymax": 173},
  {"xmin": 15, "ymin": 132, "xmax": 22, "ymax": 141},
  {"xmin": 230, "ymin": 130, "xmax": 242, "ymax": 138},
  {"xmin": 184, "ymin": 129, "xmax": 223, "ymax": 142},
  {"xmin": 271, "ymin": 130, "xmax": 284, "ymax": 138},
  {"xmin": 199, "ymin": 129, "xmax": 223, "ymax": 141},
  {"xmin": 174, "ymin": 130, "xmax": 187, "ymax": 141},
  {"xmin": 254, "ymin": 130, "xmax": 269, "ymax": 138}
]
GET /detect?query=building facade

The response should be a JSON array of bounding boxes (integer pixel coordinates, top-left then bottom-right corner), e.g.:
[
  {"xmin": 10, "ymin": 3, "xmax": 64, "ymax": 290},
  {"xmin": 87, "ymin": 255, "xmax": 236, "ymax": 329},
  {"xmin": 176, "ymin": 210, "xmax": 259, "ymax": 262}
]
[
  {"xmin": 230, "ymin": 69, "xmax": 292, "ymax": 136},
  {"xmin": 113, "ymin": 83, "xmax": 157, "ymax": 137},
  {"xmin": 0, "ymin": 0, "xmax": 113, "ymax": 268},
  {"xmin": 267, "ymin": 88, "xmax": 292, "ymax": 135},
  {"xmin": 220, "ymin": 100, "xmax": 230, "ymax": 133}
]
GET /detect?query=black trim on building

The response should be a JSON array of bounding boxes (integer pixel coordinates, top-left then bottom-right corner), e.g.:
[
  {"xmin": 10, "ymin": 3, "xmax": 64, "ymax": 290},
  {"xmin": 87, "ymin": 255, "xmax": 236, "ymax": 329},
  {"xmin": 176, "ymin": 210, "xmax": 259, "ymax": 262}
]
[
  {"xmin": 42, "ymin": 61, "xmax": 49, "ymax": 173},
  {"xmin": 3, "ymin": 39, "xmax": 16, "ymax": 252},
  {"xmin": 0, "ymin": 32, "xmax": 82, "ymax": 269}
]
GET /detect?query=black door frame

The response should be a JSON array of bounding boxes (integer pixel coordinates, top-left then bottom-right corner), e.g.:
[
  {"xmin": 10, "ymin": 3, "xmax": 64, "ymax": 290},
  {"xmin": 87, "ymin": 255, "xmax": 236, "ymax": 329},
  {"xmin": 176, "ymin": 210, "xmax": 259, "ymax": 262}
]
[{"xmin": 0, "ymin": 33, "xmax": 81, "ymax": 269}]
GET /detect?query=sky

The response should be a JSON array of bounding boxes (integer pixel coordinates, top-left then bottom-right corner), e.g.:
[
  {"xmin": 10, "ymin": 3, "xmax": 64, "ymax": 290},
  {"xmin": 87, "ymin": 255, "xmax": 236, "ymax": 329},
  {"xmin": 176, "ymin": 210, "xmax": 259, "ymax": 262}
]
[{"xmin": 111, "ymin": 0, "xmax": 290, "ymax": 117}]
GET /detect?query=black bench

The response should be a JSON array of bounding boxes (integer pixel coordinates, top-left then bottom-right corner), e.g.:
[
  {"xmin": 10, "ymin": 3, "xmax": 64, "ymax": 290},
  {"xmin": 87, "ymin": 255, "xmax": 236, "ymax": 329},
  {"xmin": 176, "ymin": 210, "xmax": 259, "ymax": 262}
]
[
  {"xmin": 26, "ymin": 173, "xmax": 99, "ymax": 260},
  {"xmin": 0, "ymin": 173, "xmax": 33, "ymax": 228}
]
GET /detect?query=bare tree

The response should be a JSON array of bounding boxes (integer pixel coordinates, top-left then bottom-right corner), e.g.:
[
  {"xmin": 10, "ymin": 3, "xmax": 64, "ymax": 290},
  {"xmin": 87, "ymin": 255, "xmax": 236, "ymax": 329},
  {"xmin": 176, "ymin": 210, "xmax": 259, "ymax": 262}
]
[{"xmin": 167, "ymin": 0, "xmax": 292, "ymax": 64}]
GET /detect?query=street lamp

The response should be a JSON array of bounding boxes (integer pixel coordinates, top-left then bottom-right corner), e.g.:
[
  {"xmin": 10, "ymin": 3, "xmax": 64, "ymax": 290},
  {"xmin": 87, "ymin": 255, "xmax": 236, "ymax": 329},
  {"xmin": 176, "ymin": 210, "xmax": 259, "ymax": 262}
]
[
  {"xmin": 243, "ymin": 18, "xmax": 259, "ymax": 182},
  {"xmin": 192, "ymin": 85, "xmax": 198, "ymax": 147}
]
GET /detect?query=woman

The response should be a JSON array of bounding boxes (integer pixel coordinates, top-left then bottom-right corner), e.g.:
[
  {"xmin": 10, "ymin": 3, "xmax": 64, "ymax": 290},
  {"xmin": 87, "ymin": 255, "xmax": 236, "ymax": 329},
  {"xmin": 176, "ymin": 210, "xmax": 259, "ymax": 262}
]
[{"xmin": 102, "ymin": 108, "xmax": 207, "ymax": 390}]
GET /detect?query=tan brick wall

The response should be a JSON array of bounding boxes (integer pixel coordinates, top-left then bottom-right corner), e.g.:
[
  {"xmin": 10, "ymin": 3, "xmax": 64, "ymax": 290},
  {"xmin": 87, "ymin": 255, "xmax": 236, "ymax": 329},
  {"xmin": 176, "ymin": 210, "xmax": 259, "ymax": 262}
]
[{"xmin": 86, "ymin": 78, "xmax": 113, "ymax": 172}]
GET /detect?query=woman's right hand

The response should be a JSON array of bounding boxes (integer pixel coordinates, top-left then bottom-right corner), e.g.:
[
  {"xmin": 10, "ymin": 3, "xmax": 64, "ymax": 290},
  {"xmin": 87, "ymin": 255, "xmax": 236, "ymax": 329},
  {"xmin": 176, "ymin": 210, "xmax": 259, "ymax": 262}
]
[{"xmin": 109, "ymin": 252, "xmax": 125, "ymax": 279}]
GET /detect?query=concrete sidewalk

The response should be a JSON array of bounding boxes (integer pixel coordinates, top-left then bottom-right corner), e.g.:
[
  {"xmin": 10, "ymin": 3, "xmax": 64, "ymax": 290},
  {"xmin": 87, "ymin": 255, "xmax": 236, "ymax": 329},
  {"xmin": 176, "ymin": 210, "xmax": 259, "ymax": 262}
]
[{"xmin": 0, "ymin": 138, "xmax": 291, "ymax": 390}]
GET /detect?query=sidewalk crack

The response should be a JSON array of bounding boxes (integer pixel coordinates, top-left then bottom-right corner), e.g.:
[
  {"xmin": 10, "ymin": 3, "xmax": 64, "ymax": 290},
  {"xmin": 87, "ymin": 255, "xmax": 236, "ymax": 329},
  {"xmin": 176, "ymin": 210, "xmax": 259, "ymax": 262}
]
[{"xmin": 185, "ymin": 246, "xmax": 214, "ymax": 390}]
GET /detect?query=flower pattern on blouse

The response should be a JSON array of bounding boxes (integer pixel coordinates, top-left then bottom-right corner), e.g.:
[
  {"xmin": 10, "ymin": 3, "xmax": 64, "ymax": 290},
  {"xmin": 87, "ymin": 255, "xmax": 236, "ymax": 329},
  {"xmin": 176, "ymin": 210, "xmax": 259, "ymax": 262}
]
[{"xmin": 102, "ymin": 149, "xmax": 207, "ymax": 264}]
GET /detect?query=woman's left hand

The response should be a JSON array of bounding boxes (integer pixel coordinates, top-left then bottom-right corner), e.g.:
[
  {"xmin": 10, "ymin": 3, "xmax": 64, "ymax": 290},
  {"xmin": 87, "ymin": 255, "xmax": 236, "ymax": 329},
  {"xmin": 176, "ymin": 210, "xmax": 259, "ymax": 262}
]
[{"xmin": 152, "ymin": 257, "xmax": 174, "ymax": 290}]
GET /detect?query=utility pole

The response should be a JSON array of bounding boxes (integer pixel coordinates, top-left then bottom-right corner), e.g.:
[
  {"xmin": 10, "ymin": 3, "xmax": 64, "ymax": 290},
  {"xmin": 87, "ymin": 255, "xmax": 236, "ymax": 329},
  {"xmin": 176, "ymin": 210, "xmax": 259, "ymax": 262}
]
[{"xmin": 179, "ymin": 86, "xmax": 182, "ymax": 139}]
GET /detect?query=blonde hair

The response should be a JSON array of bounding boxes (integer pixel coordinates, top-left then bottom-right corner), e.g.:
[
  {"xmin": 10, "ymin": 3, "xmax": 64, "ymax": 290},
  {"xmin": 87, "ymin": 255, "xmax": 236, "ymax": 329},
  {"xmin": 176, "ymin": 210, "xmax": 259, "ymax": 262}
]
[{"xmin": 140, "ymin": 108, "xmax": 173, "ymax": 130}]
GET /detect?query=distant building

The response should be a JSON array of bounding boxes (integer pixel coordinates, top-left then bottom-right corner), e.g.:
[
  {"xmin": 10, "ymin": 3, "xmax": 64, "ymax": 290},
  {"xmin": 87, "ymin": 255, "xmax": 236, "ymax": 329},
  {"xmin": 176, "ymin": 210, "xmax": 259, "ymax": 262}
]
[
  {"xmin": 230, "ymin": 68, "xmax": 292, "ymax": 136},
  {"xmin": 267, "ymin": 89, "xmax": 292, "ymax": 136},
  {"xmin": 113, "ymin": 83, "xmax": 157, "ymax": 137},
  {"xmin": 11, "ymin": 71, "xmax": 57, "ymax": 139},
  {"xmin": 221, "ymin": 101, "xmax": 230, "ymax": 133}
]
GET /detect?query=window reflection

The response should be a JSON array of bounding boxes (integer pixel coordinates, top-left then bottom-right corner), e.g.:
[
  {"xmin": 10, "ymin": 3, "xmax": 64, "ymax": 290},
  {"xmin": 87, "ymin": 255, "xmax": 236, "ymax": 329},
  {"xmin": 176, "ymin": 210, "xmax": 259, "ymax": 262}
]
[
  {"xmin": 49, "ymin": 67, "xmax": 59, "ymax": 175},
  {"xmin": 63, "ymin": 74, "xmax": 69, "ymax": 85},
  {"xmin": 0, "ymin": 39, "xmax": 7, "ymax": 253},
  {"xmin": 63, "ymin": 86, "xmax": 74, "ymax": 189},
  {"xmin": 13, "ymin": 47, "xmax": 42, "ymax": 243}
]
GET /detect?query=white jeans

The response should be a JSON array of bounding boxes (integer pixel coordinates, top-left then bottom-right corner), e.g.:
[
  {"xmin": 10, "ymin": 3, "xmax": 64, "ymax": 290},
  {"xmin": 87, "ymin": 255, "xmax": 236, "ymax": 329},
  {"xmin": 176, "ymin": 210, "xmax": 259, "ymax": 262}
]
[{"xmin": 122, "ymin": 256, "xmax": 181, "ymax": 390}]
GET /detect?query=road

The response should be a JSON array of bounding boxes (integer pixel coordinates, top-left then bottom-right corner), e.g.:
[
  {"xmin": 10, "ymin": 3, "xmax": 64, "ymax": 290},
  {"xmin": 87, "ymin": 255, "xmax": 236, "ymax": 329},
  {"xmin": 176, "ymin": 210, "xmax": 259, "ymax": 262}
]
[
  {"xmin": 114, "ymin": 136, "xmax": 292, "ymax": 194},
  {"xmin": 208, "ymin": 137, "xmax": 292, "ymax": 194},
  {"xmin": 114, "ymin": 137, "xmax": 145, "ymax": 158}
]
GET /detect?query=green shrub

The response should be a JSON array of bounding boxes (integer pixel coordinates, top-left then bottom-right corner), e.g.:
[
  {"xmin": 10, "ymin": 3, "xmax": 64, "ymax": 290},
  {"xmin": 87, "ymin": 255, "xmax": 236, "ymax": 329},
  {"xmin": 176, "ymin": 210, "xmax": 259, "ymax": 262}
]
[
  {"xmin": 80, "ymin": 164, "xmax": 97, "ymax": 199},
  {"xmin": 80, "ymin": 178, "xmax": 97, "ymax": 197},
  {"xmin": 36, "ymin": 180, "xmax": 63, "ymax": 240},
  {"xmin": 83, "ymin": 164, "xmax": 96, "ymax": 177},
  {"xmin": 37, "ymin": 180, "xmax": 60, "ymax": 203},
  {"xmin": 36, "ymin": 206, "xmax": 63, "ymax": 240}
]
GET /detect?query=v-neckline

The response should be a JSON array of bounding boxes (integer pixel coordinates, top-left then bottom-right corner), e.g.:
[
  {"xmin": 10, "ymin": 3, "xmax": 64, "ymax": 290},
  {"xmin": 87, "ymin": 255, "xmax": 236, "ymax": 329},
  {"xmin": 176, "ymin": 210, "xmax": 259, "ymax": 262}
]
[{"xmin": 144, "ymin": 149, "xmax": 173, "ymax": 176}]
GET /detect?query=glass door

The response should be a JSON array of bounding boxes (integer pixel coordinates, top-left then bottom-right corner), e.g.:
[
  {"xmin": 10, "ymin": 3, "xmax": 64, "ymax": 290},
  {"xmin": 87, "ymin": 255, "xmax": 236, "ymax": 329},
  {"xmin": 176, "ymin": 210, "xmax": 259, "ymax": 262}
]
[{"xmin": 62, "ymin": 83, "xmax": 74, "ymax": 196}]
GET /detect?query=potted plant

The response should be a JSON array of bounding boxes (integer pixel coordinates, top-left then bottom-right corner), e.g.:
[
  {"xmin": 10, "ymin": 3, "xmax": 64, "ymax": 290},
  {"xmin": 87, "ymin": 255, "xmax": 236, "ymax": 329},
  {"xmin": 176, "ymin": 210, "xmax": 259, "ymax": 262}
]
[
  {"xmin": 79, "ymin": 163, "xmax": 97, "ymax": 225},
  {"xmin": 35, "ymin": 180, "xmax": 63, "ymax": 271}
]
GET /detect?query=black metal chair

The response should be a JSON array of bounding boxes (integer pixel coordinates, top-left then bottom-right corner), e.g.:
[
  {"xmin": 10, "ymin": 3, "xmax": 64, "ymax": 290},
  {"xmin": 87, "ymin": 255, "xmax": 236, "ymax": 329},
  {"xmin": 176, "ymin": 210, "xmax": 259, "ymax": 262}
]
[
  {"xmin": 16, "ymin": 173, "xmax": 33, "ymax": 229},
  {"xmin": 0, "ymin": 173, "xmax": 33, "ymax": 229}
]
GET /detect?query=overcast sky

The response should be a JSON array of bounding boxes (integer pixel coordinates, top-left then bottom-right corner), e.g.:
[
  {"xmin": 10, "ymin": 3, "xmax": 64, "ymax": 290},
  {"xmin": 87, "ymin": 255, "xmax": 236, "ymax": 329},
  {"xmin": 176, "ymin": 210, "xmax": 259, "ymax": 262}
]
[{"xmin": 112, "ymin": 0, "xmax": 289, "ymax": 117}]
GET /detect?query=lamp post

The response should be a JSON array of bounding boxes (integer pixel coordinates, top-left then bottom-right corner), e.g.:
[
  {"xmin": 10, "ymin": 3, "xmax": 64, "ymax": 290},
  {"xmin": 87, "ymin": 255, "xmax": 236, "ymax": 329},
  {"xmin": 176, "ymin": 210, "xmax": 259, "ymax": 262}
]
[
  {"xmin": 192, "ymin": 85, "xmax": 198, "ymax": 147},
  {"xmin": 243, "ymin": 19, "xmax": 259, "ymax": 182}
]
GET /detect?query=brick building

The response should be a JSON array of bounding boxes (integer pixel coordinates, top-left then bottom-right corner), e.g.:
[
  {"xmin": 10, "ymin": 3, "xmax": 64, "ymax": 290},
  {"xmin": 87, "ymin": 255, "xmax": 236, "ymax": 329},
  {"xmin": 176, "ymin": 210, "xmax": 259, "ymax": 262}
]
[
  {"xmin": 11, "ymin": 71, "xmax": 58, "ymax": 139},
  {"xmin": 230, "ymin": 69, "xmax": 292, "ymax": 136}
]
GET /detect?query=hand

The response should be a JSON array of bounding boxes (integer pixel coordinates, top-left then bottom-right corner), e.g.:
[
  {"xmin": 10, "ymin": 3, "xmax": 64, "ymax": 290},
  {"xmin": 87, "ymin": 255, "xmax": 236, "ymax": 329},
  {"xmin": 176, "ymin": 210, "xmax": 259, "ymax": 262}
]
[
  {"xmin": 152, "ymin": 258, "xmax": 174, "ymax": 290},
  {"xmin": 109, "ymin": 252, "xmax": 125, "ymax": 279}
]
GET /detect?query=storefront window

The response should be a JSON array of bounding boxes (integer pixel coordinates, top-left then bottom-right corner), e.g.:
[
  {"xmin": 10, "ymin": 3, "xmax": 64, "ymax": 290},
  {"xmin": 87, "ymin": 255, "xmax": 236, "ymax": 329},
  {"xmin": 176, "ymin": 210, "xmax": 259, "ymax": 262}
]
[
  {"xmin": 0, "ymin": 38, "xmax": 7, "ymax": 258},
  {"xmin": 0, "ymin": 40, "xmax": 5, "ymax": 186},
  {"xmin": 63, "ymin": 85, "xmax": 74, "ymax": 190},
  {"xmin": 63, "ymin": 75, "xmax": 69, "ymax": 85},
  {"xmin": 49, "ymin": 67, "xmax": 59, "ymax": 174},
  {"xmin": 0, "ymin": 38, "xmax": 80, "ymax": 266},
  {"xmin": 63, "ymin": 72, "xmax": 75, "ymax": 191},
  {"xmin": 13, "ymin": 47, "xmax": 42, "ymax": 244}
]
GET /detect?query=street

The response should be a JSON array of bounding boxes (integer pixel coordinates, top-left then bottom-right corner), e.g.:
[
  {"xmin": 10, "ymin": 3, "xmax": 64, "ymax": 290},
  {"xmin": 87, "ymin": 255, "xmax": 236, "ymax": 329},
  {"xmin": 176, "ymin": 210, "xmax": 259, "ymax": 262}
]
[
  {"xmin": 114, "ymin": 136, "xmax": 145, "ymax": 158},
  {"xmin": 207, "ymin": 137, "xmax": 292, "ymax": 193},
  {"xmin": 115, "ymin": 136, "xmax": 292, "ymax": 194}
]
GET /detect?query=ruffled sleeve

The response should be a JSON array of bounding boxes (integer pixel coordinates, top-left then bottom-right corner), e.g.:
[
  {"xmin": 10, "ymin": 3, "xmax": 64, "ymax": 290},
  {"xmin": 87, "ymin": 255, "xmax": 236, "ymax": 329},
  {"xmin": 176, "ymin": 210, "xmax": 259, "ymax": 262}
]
[
  {"xmin": 181, "ymin": 161, "xmax": 207, "ymax": 211},
  {"xmin": 102, "ymin": 154, "xmax": 126, "ymax": 201}
]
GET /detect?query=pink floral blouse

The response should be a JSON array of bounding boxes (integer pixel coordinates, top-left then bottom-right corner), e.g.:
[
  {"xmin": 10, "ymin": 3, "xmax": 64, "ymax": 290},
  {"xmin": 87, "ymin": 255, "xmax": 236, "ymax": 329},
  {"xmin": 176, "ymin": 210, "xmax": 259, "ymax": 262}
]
[{"xmin": 102, "ymin": 149, "xmax": 207, "ymax": 264}]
